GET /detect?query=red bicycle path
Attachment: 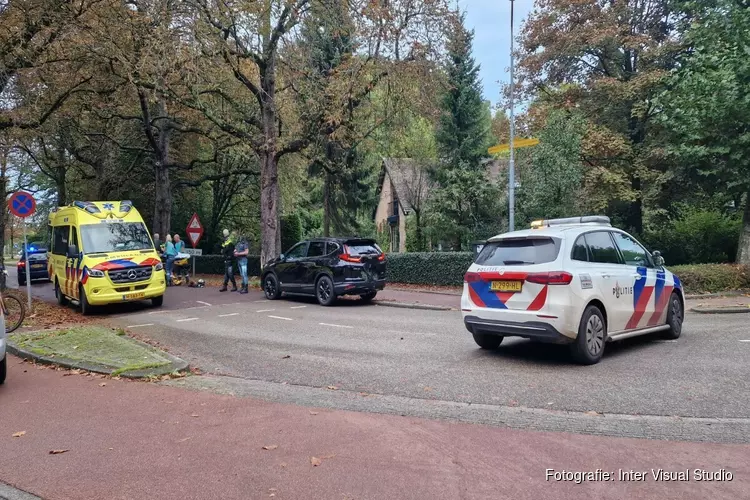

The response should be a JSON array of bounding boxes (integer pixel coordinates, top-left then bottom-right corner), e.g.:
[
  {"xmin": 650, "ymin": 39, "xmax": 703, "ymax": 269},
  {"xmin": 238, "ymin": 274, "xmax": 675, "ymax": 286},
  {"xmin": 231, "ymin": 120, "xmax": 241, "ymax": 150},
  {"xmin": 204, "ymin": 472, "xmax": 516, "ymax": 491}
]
[{"xmin": 1, "ymin": 365, "xmax": 748, "ymax": 500}]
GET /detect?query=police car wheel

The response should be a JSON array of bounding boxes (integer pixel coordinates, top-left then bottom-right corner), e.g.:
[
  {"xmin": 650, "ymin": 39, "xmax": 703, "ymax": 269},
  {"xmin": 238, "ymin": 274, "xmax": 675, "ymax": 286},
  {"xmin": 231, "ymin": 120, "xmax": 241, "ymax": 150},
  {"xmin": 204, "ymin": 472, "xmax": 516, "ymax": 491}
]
[
  {"xmin": 662, "ymin": 292, "xmax": 683, "ymax": 340},
  {"xmin": 472, "ymin": 331, "xmax": 503, "ymax": 350},
  {"xmin": 55, "ymin": 280, "xmax": 68, "ymax": 306},
  {"xmin": 572, "ymin": 305, "xmax": 606, "ymax": 365}
]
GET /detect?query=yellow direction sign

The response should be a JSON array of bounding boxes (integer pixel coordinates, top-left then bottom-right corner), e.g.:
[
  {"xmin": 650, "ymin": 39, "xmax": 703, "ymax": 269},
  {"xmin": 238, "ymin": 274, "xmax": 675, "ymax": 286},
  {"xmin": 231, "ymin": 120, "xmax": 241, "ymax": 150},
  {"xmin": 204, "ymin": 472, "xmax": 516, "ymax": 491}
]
[{"xmin": 488, "ymin": 137, "xmax": 539, "ymax": 154}]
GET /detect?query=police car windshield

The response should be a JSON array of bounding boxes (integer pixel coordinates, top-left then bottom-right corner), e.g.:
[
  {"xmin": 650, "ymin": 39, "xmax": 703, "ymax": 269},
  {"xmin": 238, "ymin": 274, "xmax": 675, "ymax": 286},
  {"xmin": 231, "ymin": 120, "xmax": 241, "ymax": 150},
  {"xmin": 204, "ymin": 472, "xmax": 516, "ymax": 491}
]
[
  {"xmin": 475, "ymin": 237, "xmax": 560, "ymax": 266},
  {"xmin": 81, "ymin": 222, "xmax": 152, "ymax": 254}
]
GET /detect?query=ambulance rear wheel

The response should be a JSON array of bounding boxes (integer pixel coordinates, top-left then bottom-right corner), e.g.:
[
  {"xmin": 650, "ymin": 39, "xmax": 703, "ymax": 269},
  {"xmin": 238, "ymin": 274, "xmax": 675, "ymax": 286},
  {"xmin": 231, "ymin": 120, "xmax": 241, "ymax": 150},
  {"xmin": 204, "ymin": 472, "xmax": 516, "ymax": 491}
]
[
  {"xmin": 79, "ymin": 285, "xmax": 92, "ymax": 316},
  {"xmin": 55, "ymin": 280, "xmax": 68, "ymax": 306}
]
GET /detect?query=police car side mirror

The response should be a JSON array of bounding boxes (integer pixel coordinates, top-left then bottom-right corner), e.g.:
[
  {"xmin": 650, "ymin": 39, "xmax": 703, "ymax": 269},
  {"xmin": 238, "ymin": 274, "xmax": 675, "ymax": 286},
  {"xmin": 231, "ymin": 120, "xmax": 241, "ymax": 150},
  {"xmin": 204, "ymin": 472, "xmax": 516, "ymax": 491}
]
[
  {"xmin": 652, "ymin": 251, "xmax": 664, "ymax": 267},
  {"xmin": 67, "ymin": 244, "xmax": 79, "ymax": 258}
]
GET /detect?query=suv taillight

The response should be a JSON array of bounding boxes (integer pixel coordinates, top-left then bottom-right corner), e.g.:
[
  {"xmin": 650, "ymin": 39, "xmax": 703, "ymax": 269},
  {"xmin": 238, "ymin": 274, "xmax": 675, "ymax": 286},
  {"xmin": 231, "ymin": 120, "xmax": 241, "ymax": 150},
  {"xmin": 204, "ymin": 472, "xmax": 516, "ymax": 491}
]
[
  {"xmin": 526, "ymin": 272, "xmax": 573, "ymax": 285},
  {"xmin": 464, "ymin": 271, "xmax": 482, "ymax": 283},
  {"xmin": 340, "ymin": 246, "xmax": 362, "ymax": 263}
]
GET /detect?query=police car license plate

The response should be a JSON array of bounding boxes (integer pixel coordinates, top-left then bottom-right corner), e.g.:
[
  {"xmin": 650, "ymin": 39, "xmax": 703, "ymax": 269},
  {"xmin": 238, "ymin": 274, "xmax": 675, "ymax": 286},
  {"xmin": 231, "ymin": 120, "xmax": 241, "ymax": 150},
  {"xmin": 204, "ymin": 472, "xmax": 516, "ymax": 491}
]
[
  {"xmin": 123, "ymin": 292, "xmax": 146, "ymax": 301},
  {"xmin": 490, "ymin": 280, "xmax": 522, "ymax": 292}
]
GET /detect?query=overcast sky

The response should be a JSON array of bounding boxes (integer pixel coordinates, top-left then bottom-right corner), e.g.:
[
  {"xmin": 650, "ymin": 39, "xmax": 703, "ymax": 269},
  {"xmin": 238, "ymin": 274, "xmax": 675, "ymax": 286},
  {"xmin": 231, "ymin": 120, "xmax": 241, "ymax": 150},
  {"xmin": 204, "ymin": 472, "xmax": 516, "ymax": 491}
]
[{"xmin": 462, "ymin": 0, "xmax": 535, "ymax": 109}]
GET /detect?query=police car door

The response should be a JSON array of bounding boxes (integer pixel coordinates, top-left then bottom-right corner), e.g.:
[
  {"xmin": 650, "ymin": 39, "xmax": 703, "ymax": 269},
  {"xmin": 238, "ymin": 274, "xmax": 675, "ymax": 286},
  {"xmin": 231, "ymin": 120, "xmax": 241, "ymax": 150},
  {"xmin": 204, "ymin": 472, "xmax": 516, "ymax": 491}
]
[
  {"xmin": 583, "ymin": 231, "xmax": 630, "ymax": 333},
  {"xmin": 610, "ymin": 231, "xmax": 657, "ymax": 331}
]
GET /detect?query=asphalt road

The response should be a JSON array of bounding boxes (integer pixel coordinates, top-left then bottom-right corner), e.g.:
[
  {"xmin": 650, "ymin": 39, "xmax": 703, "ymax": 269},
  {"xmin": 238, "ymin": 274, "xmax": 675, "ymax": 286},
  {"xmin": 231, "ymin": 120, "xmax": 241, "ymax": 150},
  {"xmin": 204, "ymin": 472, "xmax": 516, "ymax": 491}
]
[{"xmin": 9, "ymin": 267, "xmax": 750, "ymax": 440}]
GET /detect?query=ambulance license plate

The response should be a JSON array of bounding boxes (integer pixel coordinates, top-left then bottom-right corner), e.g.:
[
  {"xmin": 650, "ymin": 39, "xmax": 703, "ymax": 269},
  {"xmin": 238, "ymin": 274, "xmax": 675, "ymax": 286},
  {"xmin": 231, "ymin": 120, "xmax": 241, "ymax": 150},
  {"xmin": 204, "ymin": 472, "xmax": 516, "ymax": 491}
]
[
  {"xmin": 490, "ymin": 280, "xmax": 522, "ymax": 292},
  {"xmin": 123, "ymin": 292, "xmax": 146, "ymax": 301}
]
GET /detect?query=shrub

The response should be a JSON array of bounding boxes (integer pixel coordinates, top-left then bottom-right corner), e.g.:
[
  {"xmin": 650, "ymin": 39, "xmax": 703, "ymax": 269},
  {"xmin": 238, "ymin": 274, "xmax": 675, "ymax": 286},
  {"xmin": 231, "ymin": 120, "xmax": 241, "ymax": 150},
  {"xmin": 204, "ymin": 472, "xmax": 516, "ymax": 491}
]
[
  {"xmin": 386, "ymin": 252, "xmax": 473, "ymax": 286},
  {"xmin": 670, "ymin": 264, "xmax": 750, "ymax": 294},
  {"xmin": 194, "ymin": 255, "xmax": 261, "ymax": 276},
  {"xmin": 642, "ymin": 208, "xmax": 741, "ymax": 265}
]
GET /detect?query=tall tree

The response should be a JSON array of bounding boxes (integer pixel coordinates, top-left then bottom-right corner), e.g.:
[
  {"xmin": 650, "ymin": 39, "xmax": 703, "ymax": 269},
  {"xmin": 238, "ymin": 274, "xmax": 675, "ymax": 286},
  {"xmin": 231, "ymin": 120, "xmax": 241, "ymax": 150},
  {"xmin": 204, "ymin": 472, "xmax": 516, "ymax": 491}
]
[
  {"xmin": 435, "ymin": 11, "xmax": 491, "ymax": 169},
  {"xmin": 430, "ymin": 11, "xmax": 495, "ymax": 249},
  {"xmin": 659, "ymin": 0, "xmax": 750, "ymax": 264},
  {"xmin": 518, "ymin": 0, "xmax": 683, "ymax": 234}
]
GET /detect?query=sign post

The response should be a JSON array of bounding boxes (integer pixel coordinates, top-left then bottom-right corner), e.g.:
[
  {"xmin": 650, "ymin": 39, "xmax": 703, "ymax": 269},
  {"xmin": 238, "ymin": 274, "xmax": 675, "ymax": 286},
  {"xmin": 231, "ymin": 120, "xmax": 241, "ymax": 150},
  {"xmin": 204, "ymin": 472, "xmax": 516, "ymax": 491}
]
[
  {"xmin": 185, "ymin": 213, "xmax": 204, "ymax": 279},
  {"xmin": 9, "ymin": 191, "xmax": 37, "ymax": 310}
]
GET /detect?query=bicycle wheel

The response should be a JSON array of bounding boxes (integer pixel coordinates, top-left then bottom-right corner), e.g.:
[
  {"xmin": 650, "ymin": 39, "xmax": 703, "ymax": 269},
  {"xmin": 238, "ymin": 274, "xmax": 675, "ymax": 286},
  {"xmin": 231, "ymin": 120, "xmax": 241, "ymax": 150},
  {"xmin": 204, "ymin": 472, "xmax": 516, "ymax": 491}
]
[{"xmin": 4, "ymin": 295, "xmax": 25, "ymax": 333}]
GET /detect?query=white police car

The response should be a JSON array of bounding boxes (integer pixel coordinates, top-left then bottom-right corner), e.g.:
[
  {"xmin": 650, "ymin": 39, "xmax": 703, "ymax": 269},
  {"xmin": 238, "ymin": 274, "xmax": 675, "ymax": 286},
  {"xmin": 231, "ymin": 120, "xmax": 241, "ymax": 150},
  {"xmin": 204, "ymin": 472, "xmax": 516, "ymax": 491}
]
[{"xmin": 461, "ymin": 216, "xmax": 684, "ymax": 364}]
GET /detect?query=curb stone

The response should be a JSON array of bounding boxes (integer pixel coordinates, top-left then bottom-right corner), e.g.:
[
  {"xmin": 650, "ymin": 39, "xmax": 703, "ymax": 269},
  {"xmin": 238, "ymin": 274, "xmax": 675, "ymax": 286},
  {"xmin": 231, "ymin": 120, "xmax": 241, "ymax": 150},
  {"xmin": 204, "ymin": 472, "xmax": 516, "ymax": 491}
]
[
  {"xmin": 7, "ymin": 334, "xmax": 189, "ymax": 378},
  {"xmin": 373, "ymin": 300, "xmax": 453, "ymax": 311},
  {"xmin": 690, "ymin": 305, "xmax": 750, "ymax": 315},
  {"xmin": 0, "ymin": 482, "xmax": 42, "ymax": 500},
  {"xmin": 388, "ymin": 287, "xmax": 462, "ymax": 297},
  {"xmin": 684, "ymin": 290, "xmax": 749, "ymax": 299}
]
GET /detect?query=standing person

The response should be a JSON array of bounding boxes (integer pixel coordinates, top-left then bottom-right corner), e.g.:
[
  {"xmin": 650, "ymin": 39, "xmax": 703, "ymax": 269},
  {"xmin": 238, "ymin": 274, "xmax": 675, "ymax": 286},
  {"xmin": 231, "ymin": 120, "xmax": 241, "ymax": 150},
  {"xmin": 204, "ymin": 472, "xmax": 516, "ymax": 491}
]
[
  {"xmin": 153, "ymin": 233, "xmax": 162, "ymax": 254},
  {"xmin": 219, "ymin": 229, "xmax": 237, "ymax": 292},
  {"xmin": 234, "ymin": 234, "xmax": 250, "ymax": 294},
  {"xmin": 164, "ymin": 234, "xmax": 177, "ymax": 286},
  {"xmin": 173, "ymin": 234, "xmax": 185, "ymax": 254}
]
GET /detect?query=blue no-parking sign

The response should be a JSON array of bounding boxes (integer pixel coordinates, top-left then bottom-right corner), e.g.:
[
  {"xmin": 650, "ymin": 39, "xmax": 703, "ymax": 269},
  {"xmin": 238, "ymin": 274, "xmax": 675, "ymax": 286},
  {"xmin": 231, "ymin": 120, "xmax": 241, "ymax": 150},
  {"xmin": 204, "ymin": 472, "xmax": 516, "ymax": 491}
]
[{"xmin": 8, "ymin": 191, "xmax": 36, "ymax": 218}]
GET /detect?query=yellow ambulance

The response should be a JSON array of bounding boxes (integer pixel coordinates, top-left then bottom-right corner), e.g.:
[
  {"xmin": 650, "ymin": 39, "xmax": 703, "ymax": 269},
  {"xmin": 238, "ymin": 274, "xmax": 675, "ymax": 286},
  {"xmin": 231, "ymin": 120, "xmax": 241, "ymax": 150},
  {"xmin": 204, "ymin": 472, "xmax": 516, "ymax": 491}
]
[{"xmin": 47, "ymin": 200, "xmax": 166, "ymax": 314}]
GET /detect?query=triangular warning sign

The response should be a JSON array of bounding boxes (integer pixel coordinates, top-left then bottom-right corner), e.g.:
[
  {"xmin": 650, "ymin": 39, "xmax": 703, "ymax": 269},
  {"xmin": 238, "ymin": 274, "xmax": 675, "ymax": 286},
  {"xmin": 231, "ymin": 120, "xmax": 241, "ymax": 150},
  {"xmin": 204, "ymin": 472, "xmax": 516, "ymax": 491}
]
[
  {"xmin": 188, "ymin": 233, "xmax": 200, "ymax": 244},
  {"xmin": 189, "ymin": 217, "xmax": 201, "ymax": 229}
]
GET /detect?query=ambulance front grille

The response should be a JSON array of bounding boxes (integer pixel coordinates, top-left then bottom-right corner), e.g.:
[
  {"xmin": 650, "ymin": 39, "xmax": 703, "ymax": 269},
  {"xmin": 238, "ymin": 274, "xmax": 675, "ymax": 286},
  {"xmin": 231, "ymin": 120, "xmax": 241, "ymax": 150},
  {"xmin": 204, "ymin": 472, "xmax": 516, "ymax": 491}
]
[{"xmin": 108, "ymin": 266, "xmax": 153, "ymax": 284}]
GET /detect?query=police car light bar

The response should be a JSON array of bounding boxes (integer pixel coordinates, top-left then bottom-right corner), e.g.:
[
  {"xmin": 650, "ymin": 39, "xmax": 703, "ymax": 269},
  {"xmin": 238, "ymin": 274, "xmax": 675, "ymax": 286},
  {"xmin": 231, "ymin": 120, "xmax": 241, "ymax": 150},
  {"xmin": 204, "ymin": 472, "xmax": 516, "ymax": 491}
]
[{"xmin": 531, "ymin": 216, "xmax": 610, "ymax": 228}]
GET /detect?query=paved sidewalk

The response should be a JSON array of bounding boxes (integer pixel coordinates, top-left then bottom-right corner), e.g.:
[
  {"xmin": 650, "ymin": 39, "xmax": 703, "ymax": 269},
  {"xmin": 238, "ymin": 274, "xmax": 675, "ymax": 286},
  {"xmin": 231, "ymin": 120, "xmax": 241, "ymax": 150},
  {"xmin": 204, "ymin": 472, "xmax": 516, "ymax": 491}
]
[{"xmin": 1, "ymin": 362, "xmax": 748, "ymax": 500}]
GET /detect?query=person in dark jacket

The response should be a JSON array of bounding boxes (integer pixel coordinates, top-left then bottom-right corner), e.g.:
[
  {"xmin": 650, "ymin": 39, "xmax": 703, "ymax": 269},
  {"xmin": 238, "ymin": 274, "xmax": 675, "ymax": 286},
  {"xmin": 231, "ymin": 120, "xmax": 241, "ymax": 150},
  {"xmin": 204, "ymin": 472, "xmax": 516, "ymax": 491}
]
[{"xmin": 219, "ymin": 229, "xmax": 238, "ymax": 292}]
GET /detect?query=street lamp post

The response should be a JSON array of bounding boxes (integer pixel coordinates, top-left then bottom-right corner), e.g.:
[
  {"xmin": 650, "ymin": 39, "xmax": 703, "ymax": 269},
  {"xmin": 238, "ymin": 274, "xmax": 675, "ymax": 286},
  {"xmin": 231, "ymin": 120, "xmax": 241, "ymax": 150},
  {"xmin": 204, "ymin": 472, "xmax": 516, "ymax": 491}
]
[{"xmin": 508, "ymin": 0, "xmax": 516, "ymax": 231}]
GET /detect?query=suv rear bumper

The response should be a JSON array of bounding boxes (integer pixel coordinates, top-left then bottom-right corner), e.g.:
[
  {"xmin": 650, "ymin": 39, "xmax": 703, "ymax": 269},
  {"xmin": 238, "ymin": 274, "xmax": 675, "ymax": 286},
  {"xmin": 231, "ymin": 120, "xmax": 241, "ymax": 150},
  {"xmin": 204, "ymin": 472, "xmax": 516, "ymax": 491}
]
[
  {"xmin": 335, "ymin": 279, "xmax": 386, "ymax": 296},
  {"xmin": 463, "ymin": 315, "xmax": 574, "ymax": 344}
]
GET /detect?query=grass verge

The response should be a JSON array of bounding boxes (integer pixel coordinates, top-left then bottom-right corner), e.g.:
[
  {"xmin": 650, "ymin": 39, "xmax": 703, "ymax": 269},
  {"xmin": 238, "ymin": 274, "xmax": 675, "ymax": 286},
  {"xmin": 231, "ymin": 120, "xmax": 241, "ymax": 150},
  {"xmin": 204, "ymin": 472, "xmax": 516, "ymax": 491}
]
[{"xmin": 10, "ymin": 326, "xmax": 172, "ymax": 375}]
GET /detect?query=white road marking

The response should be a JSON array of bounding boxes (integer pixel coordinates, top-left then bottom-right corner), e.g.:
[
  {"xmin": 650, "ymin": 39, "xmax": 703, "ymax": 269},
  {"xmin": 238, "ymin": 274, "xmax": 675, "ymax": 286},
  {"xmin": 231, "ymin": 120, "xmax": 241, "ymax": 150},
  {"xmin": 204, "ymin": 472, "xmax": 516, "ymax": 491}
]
[
  {"xmin": 739, "ymin": 340, "xmax": 750, "ymax": 343},
  {"xmin": 126, "ymin": 323, "xmax": 154, "ymax": 328},
  {"xmin": 268, "ymin": 315, "xmax": 293, "ymax": 321},
  {"xmin": 290, "ymin": 306, "xmax": 307, "ymax": 309},
  {"xmin": 254, "ymin": 300, "xmax": 269, "ymax": 303},
  {"xmin": 219, "ymin": 313, "xmax": 239, "ymax": 318},
  {"xmin": 196, "ymin": 301, "xmax": 212, "ymax": 307},
  {"xmin": 148, "ymin": 310, "xmax": 170, "ymax": 315},
  {"xmin": 256, "ymin": 309, "xmax": 275, "ymax": 313},
  {"xmin": 177, "ymin": 318, "xmax": 199, "ymax": 322},
  {"xmin": 652, "ymin": 340, "xmax": 677, "ymax": 343},
  {"xmin": 319, "ymin": 323, "xmax": 353, "ymax": 329}
]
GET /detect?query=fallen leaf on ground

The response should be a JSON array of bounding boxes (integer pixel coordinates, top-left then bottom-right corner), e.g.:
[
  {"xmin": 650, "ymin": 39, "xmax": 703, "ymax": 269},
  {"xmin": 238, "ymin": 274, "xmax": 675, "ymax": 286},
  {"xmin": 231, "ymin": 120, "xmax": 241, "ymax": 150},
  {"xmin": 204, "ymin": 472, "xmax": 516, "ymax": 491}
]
[
  {"xmin": 327, "ymin": 385, "xmax": 338, "ymax": 390},
  {"xmin": 177, "ymin": 437, "xmax": 192, "ymax": 443},
  {"xmin": 190, "ymin": 414, "xmax": 200, "ymax": 418},
  {"xmin": 12, "ymin": 431, "xmax": 26, "ymax": 438},
  {"xmin": 280, "ymin": 462, "xmax": 287, "ymax": 468},
  {"xmin": 309, "ymin": 411, "xmax": 319, "ymax": 415},
  {"xmin": 262, "ymin": 445, "xmax": 278, "ymax": 451},
  {"xmin": 359, "ymin": 392, "xmax": 369, "ymax": 397},
  {"xmin": 281, "ymin": 355, "xmax": 290, "ymax": 359},
  {"xmin": 311, "ymin": 456, "xmax": 322, "ymax": 467},
  {"xmin": 49, "ymin": 449, "xmax": 69, "ymax": 455},
  {"xmin": 423, "ymin": 387, "xmax": 432, "ymax": 392},
  {"xmin": 99, "ymin": 383, "xmax": 107, "ymax": 387},
  {"xmin": 584, "ymin": 411, "xmax": 602, "ymax": 416}
]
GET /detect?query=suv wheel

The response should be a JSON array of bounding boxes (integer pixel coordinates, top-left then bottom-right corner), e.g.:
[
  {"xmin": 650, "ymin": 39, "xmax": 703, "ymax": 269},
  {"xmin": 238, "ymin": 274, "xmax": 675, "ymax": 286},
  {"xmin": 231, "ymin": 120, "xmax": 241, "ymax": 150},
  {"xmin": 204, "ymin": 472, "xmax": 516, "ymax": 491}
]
[
  {"xmin": 662, "ymin": 292, "xmax": 683, "ymax": 340},
  {"xmin": 316, "ymin": 275, "xmax": 336, "ymax": 306},
  {"xmin": 571, "ymin": 305, "xmax": 606, "ymax": 365},
  {"xmin": 263, "ymin": 273, "xmax": 281, "ymax": 300},
  {"xmin": 472, "ymin": 331, "xmax": 503, "ymax": 350},
  {"xmin": 360, "ymin": 291, "xmax": 377, "ymax": 302}
]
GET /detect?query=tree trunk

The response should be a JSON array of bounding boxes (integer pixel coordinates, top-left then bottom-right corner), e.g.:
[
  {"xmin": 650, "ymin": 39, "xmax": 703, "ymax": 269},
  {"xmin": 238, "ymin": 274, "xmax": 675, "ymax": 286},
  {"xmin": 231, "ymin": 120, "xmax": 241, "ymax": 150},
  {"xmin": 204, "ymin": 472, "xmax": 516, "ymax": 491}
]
[
  {"xmin": 259, "ymin": 57, "xmax": 281, "ymax": 265},
  {"xmin": 414, "ymin": 210, "xmax": 422, "ymax": 252},
  {"xmin": 56, "ymin": 167, "xmax": 66, "ymax": 206},
  {"xmin": 153, "ymin": 164, "xmax": 171, "ymax": 237},
  {"xmin": 627, "ymin": 175, "xmax": 643, "ymax": 235},
  {"xmin": 737, "ymin": 190, "xmax": 750, "ymax": 265},
  {"xmin": 323, "ymin": 169, "xmax": 331, "ymax": 237}
]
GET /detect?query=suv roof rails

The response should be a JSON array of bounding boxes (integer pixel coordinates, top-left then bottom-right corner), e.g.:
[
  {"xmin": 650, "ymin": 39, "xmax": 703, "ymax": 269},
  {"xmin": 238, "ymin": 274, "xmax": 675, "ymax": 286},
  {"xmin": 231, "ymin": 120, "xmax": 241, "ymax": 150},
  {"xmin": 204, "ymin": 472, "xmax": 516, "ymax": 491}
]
[{"xmin": 530, "ymin": 216, "xmax": 611, "ymax": 228}]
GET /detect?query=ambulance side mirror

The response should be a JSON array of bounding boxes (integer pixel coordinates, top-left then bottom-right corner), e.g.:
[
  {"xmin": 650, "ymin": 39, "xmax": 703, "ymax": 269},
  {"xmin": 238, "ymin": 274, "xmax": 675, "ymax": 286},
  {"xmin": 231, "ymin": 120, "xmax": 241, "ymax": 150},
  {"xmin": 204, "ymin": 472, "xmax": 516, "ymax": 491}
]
[{"xmin": 67, "ymin": 244, "xmax": 79, "ymax": 258}]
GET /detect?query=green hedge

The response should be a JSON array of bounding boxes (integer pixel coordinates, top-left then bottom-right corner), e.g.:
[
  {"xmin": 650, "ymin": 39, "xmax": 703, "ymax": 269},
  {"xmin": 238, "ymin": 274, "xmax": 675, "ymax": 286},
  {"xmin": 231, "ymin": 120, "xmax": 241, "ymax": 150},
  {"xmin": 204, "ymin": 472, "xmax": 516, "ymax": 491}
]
[
  {"xmin": 194, "ymin": 255, "xmax": 262, "ymax": 276},
  {"xmin": 670, "ymin": 264, "xmax": 750, "ymax": 294},
  {"xmin": 385, "ymin": 252, "xmax": 474, "ymax": 286}
]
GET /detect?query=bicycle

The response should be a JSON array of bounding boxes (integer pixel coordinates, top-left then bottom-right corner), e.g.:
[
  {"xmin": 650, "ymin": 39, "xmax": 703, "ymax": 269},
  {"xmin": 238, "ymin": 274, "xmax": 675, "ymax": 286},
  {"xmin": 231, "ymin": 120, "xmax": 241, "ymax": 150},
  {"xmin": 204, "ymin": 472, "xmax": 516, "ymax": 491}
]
[{"xmin": 1, "ymin": 268, "xmax": 25, "ymax": 333}]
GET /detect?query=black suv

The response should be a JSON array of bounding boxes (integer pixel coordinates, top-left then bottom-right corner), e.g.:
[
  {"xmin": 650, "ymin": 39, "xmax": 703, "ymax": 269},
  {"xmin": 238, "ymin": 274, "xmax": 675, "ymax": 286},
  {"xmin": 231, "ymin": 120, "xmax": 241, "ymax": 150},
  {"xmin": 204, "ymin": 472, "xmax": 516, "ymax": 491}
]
[
  {"xmin": 17, "ymin": 245, "xmax": 50, "ymax": 286},
  {"xmin": 261, "ymin": 237, "xmax": 386, "ymax": 306}
]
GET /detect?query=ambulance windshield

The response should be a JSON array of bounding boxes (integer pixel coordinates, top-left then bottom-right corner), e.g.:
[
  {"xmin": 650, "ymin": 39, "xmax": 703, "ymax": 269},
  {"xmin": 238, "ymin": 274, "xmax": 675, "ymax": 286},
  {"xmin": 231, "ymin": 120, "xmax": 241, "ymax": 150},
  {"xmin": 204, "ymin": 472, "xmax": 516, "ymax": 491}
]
[{"xmin": 80, "ymin": 222, "xmax": 153, "ymax": 254}]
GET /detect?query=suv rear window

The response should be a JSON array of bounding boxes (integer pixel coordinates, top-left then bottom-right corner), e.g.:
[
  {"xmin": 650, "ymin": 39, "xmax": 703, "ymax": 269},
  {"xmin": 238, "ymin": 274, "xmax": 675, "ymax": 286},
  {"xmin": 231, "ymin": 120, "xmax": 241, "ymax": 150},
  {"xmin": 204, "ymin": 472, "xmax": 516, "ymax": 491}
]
[
  {"xmin": 475, "ymin": 237, "xmax": 560, "ymax": 266},
  {"xmin": 345, "ymin": 242, "xmax": 381, "ymax": 256}
]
